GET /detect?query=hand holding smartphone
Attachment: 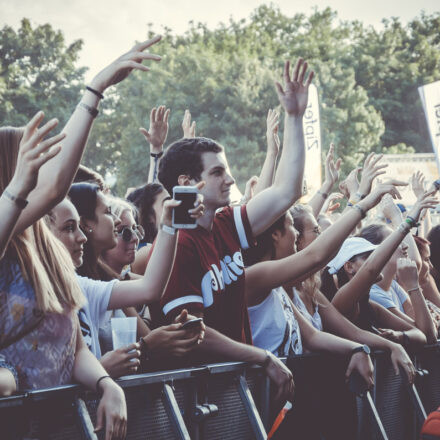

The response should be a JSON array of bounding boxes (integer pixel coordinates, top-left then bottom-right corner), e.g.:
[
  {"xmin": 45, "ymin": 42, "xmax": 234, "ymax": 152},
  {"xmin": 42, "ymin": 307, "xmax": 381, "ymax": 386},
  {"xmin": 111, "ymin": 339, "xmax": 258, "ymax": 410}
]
[{"xmin": 172, "ymin": 185, "xmax": 199, "ymax": 229}]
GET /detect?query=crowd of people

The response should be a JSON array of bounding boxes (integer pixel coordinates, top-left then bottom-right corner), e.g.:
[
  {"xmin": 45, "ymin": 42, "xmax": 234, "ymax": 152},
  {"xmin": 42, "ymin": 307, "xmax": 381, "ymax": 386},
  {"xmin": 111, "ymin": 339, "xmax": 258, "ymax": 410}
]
[{"xmin": 1, "ymin": 35, "xmax": 440, "ymax": 439}]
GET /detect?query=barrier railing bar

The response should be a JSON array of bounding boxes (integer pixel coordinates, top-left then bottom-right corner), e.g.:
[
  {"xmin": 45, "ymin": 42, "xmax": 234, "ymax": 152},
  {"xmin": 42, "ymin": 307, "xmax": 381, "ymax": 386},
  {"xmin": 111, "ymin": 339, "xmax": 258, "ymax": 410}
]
[
  {"xmin": 163, "ymin": 382, "xmax": 191, "ymax": 440},
  {"xmin": 74, "ymin": 397, "xmax": 98, "ymax": 440},
  {"xmin": 237, "ymin": 375, "xmax": 267, "ymax": 440},
  {"xmin": 260, "ymin": 375, "xmax": 271, "ymax": 430},
  {"xmin": 366, "ymin": 392, "xmax": 389, "ymax": 440}
]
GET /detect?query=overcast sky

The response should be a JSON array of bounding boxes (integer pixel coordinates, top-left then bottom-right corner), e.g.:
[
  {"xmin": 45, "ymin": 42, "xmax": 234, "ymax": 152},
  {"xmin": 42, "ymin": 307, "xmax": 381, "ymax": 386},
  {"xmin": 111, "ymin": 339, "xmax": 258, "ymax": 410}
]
[{"xmin": 1, "ymin": 0, "xmax": 439, "ymax": 80}]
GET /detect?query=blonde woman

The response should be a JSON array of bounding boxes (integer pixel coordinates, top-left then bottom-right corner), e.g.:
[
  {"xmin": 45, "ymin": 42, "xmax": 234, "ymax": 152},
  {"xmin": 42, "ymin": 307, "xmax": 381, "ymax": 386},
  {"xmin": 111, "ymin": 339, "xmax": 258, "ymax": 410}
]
[{"xmin": 0, "ymin": 36, "xmax": 162, "ymax": 439}]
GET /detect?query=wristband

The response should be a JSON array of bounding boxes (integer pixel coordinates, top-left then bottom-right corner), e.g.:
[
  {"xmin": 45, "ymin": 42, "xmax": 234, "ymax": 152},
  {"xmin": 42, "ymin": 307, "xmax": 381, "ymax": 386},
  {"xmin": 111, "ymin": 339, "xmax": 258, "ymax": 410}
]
[
  {"xmin": 405, "ymin": 216, "xmax": 420, "ymax": 228},
  {"xmin": 352, "ymin": 204, "xmax": 366, "ymax": 219},
  {"xmin": 86, "ymin": 86, "xmax": 104, "ymax": 100},
  {"xmin": 3, "ymin": 189, "xmax": 28, "ymax": 209},
  {"xmin": 407, "ymin": 286, "xmax": 420, "ymax": 295},
  {"xmin": 150, "ymin": 152, "xmax": 163, "ymax": 159},
  {"xmin": 139, "ymin": 337, "xmax": 151, "ymax": 361},
  {"xmin": 78, "ymin": 102, "xmax": 99, "ymax": 118},
  {"xmin": 95, "ymin": 375, "xmax": 111, "ymax": 394},
  {"xmin": 162, "ymin": 224, "xmax": 176, "ymax": 236},
  {"xmin": 317, "ymin": 190, "xmax": 328, "ymax": 200},
  {"xmin": 355, "ymin": 192, "xmax": 365, "ymax": 200}
]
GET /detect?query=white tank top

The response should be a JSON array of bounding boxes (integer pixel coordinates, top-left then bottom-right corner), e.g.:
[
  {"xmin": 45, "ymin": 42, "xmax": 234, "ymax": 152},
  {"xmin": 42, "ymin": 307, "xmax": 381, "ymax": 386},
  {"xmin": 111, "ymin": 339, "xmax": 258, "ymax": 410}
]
[
  {"xmin": 293, "ymin": 288, "xmax": 323, "ymax": 331},
  {"xmin": 248, "ymin": 287, "xmax": 302, "ymax": 356}
]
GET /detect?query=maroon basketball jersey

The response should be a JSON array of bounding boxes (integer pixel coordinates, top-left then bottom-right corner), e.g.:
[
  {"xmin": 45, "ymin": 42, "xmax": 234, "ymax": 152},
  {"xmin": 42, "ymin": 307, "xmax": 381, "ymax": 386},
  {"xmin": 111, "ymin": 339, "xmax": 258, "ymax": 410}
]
[{"xmin": 160, "ymin": 205, "xmax": 254, "ymax": 344}]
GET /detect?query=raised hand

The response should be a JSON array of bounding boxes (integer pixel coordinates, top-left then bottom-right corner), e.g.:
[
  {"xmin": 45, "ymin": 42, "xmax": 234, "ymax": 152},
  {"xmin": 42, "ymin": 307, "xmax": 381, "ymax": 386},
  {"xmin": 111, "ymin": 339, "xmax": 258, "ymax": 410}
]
[
  {"xmin": 90, "ymin": 35, "xmax": 162, "ymax": 93},
  {"xmin": 396, "ymin": 258, "xmax": 420, "ymax": 292},
  {"xmin": 406, "ymin": 189, "xmax": 439, "ymax": 223},
  {"xmin": 321, "ymin": 192, "xmax": 344, "ymax": 215},
  {"xmin": 358, "ymin": 153, "xmax": 388, "ymax": 198},
  {"xmin": 182, "ymin": 109, "xmax": 196, "ymax": 138},
  {"xmin": 242, "ymin": 176, "xmax": 259, "ymax": 204},
  {"xmin": 8, "ymin": 111, "xmax": 65, "ymax": 198},
  {"xmin": 275, "ymin": 58, "xmax": 314, "ymax": 117},
  {"xmin": 339, "ymin": 167, "xmax": 361, "ymax": 200},
  {"xmin": 139, "ymin": 105, "xmax": 170, "ymax": 153},
  {"xmin": 266, "ymin": 109, "xmax": 280, "ymax": 155},
  {"xmin": 410, "ymin": 171, "xmax": 427, "ymax": 199},
  {"xmin": 380, "ymin": 193, "xmax": 404, "ymax": 223},
  {"xmin": 323, "ymin": 143, "xmax": 342, "ymax": 190},
  {"xmin": 360, "ymin": 179, "xmax": 407, "ymax": 211},
  {"xmin": 160, "ymin": 181, "xmax": 205, "ymax": 227}
]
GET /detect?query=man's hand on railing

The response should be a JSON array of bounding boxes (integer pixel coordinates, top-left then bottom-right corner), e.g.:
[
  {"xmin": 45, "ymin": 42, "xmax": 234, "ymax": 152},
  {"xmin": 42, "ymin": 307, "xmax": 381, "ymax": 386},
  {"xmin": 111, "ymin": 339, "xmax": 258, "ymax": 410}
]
[
  {"xmin": 100, "ymin": 343, "xmax": 141, "ymax": 378},
  {"xmin": 345, "ymin": 351, "xmax": 374, "ymax": 390},
  {"xmin": 264, "ymin": 351, "xmax": 295, "ymax": 402},
  {"xmin": 389, "ymin": 343, "xmax": 416, "ymax": 384}
]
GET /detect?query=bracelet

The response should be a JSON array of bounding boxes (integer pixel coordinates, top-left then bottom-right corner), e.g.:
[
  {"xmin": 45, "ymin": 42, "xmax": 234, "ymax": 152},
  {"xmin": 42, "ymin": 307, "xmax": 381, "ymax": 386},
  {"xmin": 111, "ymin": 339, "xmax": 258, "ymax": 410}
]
[
  {"xmin": 3, "ymin": 189, "xmax": 28, "ymax": 209},
  {"xmin": 162, "ymin": 224, "xmax": 176, "ymax": 236},
  {"xmin": 355, "ymin": 192, "xmax": 365, "ymax": 200},
  {"xmin": 407, "ymin": 286, "xmax": 420, "ymax": 295},
  {"xmin": 86, "ymin": 86, "xmax": 104, "ymax": 100},
  {"xmin": 317, "ymin": 190, "xmax": 328, "ymax": 199},
  {"xmin": 150, "ymin": 152, "xmax": 163, "ymax": 159},
  {"xmin": 95, "ymin": 375, "xmax": 111, "ymax": 394},
  {"xmin": 352, "ymin": 204, "xmax": 366, "ymax": 219},
  {"xmin": 405, "ymin": 216, "xmax": 420, "ymax": 228},
  {"xmin": 77, "ymin": 102, "xmax": 99, "ymax": 118}
]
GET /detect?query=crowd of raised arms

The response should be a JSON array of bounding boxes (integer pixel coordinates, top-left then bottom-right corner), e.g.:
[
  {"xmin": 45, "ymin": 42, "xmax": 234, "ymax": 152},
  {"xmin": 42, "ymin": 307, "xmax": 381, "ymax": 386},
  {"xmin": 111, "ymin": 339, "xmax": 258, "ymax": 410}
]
[{"xmin": 1, "ymin": 35, "xmax": 440, "ymax": 440}]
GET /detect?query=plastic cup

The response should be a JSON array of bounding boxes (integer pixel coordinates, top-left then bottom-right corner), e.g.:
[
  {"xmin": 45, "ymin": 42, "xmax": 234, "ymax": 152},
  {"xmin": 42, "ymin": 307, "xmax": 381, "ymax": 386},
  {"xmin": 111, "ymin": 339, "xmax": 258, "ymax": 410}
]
[{"xmin": 111, "ymin": 317, "xmax": 137, "ymax": 350}]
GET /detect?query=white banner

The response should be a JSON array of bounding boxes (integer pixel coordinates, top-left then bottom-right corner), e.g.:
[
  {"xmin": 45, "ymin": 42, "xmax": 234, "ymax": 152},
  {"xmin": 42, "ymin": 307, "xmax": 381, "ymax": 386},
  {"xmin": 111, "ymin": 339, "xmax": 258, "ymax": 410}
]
[
  {"xmin": 419, "ymin": 80, "xmax": 440, "ymax": 174},
  {"xmin": 302, "ymin": 84, "xmax": 322, "ymax": 200}
]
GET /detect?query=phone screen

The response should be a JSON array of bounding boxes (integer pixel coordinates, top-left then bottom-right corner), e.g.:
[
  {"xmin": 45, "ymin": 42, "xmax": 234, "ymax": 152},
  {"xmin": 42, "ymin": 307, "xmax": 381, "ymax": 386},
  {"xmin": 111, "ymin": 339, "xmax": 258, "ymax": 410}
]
[{"xmin": 174, "ymin": 192, "xmax": 197, "ymax": 225}]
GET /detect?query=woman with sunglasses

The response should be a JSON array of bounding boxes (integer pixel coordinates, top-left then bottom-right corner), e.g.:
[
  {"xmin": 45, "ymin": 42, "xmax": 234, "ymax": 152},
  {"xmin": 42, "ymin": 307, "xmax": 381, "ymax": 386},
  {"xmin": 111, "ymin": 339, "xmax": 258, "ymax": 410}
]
[
  {"xmin": 47, "ymin": 186, "xmax": 205, "ymax": 378},
  {"xmin": 102, "ymin": 198, "xmax": 145, "ymax": 280}
]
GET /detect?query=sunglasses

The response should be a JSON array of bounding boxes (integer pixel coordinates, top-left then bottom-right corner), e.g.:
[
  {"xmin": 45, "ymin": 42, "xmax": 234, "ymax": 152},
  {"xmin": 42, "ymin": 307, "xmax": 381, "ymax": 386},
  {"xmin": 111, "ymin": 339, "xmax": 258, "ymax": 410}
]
[{"xmin": 118, "ymin": 225, "xmax": 145, "ymax": 242}]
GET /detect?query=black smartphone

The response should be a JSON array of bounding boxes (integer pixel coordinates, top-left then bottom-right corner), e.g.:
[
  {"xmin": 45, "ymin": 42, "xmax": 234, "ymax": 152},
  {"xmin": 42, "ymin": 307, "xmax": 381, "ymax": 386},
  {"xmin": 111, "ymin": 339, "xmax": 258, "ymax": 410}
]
[
  {"xmin": 181, "ymin": 318, "xmax": 203, "ymax": 330},
  {"xmin": 172, "ymin": 186, "xmax": 198, "ymax": 229}
]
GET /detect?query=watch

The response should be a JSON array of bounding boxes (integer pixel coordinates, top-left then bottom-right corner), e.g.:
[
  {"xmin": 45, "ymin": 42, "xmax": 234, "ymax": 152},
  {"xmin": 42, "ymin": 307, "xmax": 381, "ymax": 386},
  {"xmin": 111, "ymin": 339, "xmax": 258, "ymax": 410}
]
[{"xmin": 351, "ymin": 344, "xmax": 371, "ymax": 356}]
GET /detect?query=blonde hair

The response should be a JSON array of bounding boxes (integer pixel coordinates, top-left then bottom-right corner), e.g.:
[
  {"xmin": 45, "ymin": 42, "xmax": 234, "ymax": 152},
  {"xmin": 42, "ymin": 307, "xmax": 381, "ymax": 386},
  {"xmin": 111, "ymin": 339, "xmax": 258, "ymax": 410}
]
[
  {"xmin": 108, "ymin": 196, "xmax": 137, "ymax": 220},
  {"xmin": 0, "ymin": 127, "xmax": 84, "ymax": 313}
]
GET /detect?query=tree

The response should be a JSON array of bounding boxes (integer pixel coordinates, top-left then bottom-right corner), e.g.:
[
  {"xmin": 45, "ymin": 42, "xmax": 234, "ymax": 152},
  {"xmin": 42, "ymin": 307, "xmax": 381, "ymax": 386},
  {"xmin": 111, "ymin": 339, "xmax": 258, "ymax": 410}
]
[{"xmin": 0, "ymin": 18, "xmax": 85, "ymax": 128}]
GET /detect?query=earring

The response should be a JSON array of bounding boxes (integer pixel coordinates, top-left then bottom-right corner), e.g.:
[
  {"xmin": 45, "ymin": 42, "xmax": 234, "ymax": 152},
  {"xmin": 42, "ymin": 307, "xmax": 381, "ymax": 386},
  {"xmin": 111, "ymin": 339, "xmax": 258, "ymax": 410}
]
[{"xmin": 88, "ymin": 229, "xmax": 93, "ymax": 233}]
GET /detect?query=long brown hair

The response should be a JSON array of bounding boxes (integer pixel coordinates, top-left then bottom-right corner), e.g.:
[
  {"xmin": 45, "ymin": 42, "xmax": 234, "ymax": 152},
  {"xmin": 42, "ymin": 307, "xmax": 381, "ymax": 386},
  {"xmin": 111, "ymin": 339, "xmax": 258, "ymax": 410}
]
[{"xmin": 0, "ymin": 127, "xmax": 84, "ymax": 313}]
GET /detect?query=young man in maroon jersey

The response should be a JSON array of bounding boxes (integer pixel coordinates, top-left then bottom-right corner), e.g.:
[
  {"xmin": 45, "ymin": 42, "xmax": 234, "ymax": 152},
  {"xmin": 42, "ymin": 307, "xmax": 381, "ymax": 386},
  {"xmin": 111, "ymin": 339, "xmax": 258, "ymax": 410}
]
[{"xmin": 156, "ymin": 58, "xmax": 314, "ymax": 402}]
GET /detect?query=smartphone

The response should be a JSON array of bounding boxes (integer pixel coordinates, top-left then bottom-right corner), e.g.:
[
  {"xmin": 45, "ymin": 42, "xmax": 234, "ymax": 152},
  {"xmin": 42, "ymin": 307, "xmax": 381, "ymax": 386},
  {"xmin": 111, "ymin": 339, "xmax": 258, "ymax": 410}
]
[
  {"xmin": 181, "ymin": 318, "xmax": 203, "ymax": 330},
  {"xmin": 172, "ymin": 186, "xmax": 198, "ymax": 229}
]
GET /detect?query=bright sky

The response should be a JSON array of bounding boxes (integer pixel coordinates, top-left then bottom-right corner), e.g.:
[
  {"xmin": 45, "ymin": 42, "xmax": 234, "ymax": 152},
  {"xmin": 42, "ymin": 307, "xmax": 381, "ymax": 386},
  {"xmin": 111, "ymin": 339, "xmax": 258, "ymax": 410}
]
[{"xmin": 1, "ymin": 0, "xmax": 439, "ymax": 81}]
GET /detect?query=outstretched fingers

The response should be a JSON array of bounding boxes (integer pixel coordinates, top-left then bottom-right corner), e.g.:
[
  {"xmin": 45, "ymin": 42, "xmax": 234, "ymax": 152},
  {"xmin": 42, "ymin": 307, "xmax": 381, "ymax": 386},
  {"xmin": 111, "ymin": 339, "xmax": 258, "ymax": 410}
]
[{"xmin": 133, "ymin": 35, "xmax": 162, "ymax": 52}]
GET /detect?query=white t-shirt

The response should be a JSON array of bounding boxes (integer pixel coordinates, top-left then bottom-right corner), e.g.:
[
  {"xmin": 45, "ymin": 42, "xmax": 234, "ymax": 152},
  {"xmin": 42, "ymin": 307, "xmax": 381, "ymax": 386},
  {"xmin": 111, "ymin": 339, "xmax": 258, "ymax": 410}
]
[
  {"xmin": 248, "ymin": 287, "xmax": 302, "ymax": 356},
  {"xmin": 76, "ymin": 275, "xmax": 117, "ymax": 358},
  {"xmin": 293, "ymin": 288, "xmax": 323, "ymax": 331},
  {"xmin": 369, "ymin": 280, "xmax": 409, "ymax": 313}
]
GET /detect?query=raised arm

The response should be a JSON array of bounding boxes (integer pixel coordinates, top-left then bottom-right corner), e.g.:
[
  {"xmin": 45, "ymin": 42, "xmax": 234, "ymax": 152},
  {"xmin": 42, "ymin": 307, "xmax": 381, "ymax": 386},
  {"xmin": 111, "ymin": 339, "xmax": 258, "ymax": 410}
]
[
  {"xmin": 253, "ymin": 109, "xmax": 280, "ymax": 195},
  {"xmin": 15, "ymin": 36, "xmax": 162, "ymax": 235},
  {"xmin": 108, "ymin": 183, "xmax": 205, "ymax": 308},
  {"xmin": 245, "ymin": 181, "xmax": 406, "ymax": 305},
  {"xmin": 140, "ymin": 105, "xmax": 170, "ymax": 183},
  {"xmin": 0, "ymin": 113, "xmax": 62, "ymax": 258},
  {"xmin": 308, "ymin": 143, "xmax": 341, "ymax": 218},
  {"xmin": 332, "ymin": 190, "xmax": 438, "ymax": 318},
  {"xmin": 247, "ymin": 58, "xmax": 314, "ymax": 235}
]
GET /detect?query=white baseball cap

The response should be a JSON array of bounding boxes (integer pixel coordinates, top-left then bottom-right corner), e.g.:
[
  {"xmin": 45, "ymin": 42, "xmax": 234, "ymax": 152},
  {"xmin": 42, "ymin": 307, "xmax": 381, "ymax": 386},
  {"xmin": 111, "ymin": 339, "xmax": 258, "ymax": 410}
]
[{"xmin": 327, "ymin": 237, "xmax": 377, "ymax": 275}]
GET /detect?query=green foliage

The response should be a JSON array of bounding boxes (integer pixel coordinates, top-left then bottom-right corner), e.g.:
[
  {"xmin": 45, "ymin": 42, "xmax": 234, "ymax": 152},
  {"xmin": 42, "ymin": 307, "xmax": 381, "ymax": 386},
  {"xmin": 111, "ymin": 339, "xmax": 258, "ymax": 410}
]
[
  {"xmin": 0, "ymin": 18, "xmax": 85, "ymax": 127},
  {"xmin": 2, "ymin": 8, "xmax": 440, "ymax": 195}
]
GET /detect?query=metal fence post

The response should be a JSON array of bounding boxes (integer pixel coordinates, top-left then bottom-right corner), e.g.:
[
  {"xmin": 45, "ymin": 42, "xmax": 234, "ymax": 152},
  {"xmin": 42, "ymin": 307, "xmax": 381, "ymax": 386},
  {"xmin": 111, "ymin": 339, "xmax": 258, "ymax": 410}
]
[{"xmin": 163, "ymin": 382, "xmax": 191, "ymax": 440}]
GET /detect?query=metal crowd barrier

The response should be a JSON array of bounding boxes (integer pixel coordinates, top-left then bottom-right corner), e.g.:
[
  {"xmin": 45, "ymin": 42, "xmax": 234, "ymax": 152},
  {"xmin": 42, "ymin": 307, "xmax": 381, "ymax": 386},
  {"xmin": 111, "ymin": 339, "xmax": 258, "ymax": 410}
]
[{"xmin": 1, "ymin": 344, "xmax": 440, "ymax": 439}]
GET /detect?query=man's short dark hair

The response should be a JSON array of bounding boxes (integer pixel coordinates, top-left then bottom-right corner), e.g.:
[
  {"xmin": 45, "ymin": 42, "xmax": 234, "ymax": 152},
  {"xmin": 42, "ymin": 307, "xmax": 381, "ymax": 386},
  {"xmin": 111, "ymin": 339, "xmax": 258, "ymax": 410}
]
[{"xmin": 158, "ymin": 137, "xmax": 223, "ymax": 194}]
